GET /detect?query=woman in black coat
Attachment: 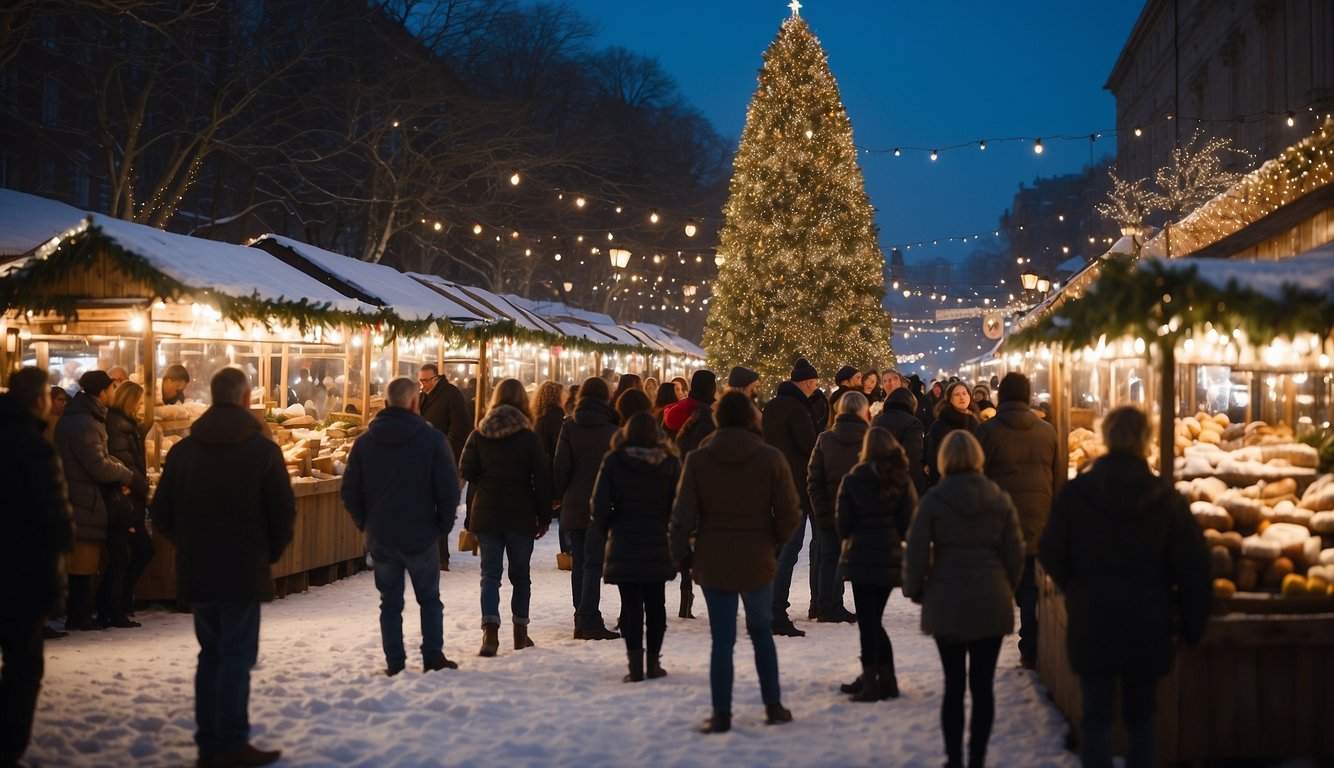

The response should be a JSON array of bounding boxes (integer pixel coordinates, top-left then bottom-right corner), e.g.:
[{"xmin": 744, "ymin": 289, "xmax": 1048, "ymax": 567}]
[
  {"xmin": 460, "ymin": 379, "xmax": 554, "ymax": 657},
  {"xmin": 553, "ymin": 377, "xmax": 621, "ymax": 640},
  {"xmin": 590, "ymin": 412, "xmax": 681, "ymax": 683},
  {"xmin": 1039, "ymin": 407, "xmax": 1211, "ymax": 768},
  {"xmin": 102, "ymin": 381, "xmax": 154, "ymax": 628},
  {"xmin": 925, "ymin": 381, "xmax": 980, "ymax": 487},
  {"xmin": 532, "ymin": 380, "xmax": 568, "ymax": 554},
  {"xmin": 835, "ymin": 427, "xmax": 917, "ymax": 702}
]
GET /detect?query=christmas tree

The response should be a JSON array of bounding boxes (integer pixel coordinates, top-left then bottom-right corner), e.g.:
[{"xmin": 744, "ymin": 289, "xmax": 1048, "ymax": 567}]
[{"xmin": 703, "ymin": 5, "xmax": 894, "ymax": 388}]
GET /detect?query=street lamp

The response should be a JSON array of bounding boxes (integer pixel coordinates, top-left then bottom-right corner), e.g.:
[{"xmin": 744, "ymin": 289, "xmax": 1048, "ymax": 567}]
[
  {"xmin": 608, "ymin": 248, "xmax": 632, "ymax": 269},
  {"xmin": 1020, "ymin": 271, "xmax": 1040, "ymax": 291},
  {"xmin": 682, "ymin": 284, "xmax": 697, "ymax": 299},
  {"xmin": 1036, "ymin": 276, "xmax": 1051, "ymax": 293}
]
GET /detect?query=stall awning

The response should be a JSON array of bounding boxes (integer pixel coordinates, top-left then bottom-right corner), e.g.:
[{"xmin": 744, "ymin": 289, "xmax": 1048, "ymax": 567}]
[
  {"xmin": 0, "ymin": 188, "xmax": 87, "ymax": 259},
  {"xmin": 1142, "ymin": 244, "xmax": 1334, "ymax": 301},
  {"xmin": 626, "ymin": 321, "xmax": 705, "ymax": 358},
  {"xmin": 508, "ymin": 297, "xmax": 650, "ymax": 348},
  {"xmin": 249, "ymin": 235, "xmax": 486, "ymax": 326},
  {"xmin": 409, "ymin": 274, "xmax": 564, "ymax": 336}
]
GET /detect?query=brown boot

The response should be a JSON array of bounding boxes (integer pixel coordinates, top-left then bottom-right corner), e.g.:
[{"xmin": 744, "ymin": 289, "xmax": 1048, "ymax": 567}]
[
  {"xmin": 646, "ymin": 655, "xmax": 668, "ymax": 679},
  {"xmin": 479, "ymin": 623, "xmax": 499, "ymax": 657},
  {"xmin": 514, "ymin": 623, "xmax": 534, "ymax": 650}
]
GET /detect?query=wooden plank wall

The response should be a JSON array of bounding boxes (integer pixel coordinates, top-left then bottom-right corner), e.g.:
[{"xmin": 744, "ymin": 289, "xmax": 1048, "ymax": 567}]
[{"xmin": 1037, "ymin": 563, "xmax": 1334, "ymax": 762}]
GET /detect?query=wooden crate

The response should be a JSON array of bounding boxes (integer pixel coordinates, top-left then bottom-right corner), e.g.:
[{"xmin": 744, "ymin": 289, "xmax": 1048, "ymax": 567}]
[{"xmin": 1037, "ymin": 564, "xmax": 1334, "ymax": 762}]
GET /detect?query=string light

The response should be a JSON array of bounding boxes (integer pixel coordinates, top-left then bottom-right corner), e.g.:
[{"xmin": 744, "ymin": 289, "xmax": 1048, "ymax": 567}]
[
  {"xmin": 684, "ymin": 219, "xmax": 698, "ymax": 237},
  {"xmin": 472, "ymin": 223, "xmax": 482, "ymax": 235},
  {"xmin": 509, "ymin": 172, "xmax": 521, "ymax": 186},
  {"xmin": 575, "ymin": 196, "xmax": 586, "ymax": 208},
  {"xmin": 929, "ymin": 149, "xmax": 938, "ymax": 161},
  {"xmin": 1033, "ymin": 138, "xmax": 1044, "ymax": 154},
  {"xmin": 649, "ymin": 211, "xmax": 659, "ymax": 223}
]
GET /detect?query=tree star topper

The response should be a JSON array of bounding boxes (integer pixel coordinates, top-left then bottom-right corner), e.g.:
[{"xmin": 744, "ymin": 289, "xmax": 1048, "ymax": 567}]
[{"xmin": 789, "ymin": 0, "xmax": 802, "ymax": 17}]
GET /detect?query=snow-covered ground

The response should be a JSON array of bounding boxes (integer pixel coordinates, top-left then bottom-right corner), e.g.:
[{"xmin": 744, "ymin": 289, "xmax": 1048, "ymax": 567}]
[{"xmin": 29, "ymin": 528, "xmax": 1079, "ymax": 768}]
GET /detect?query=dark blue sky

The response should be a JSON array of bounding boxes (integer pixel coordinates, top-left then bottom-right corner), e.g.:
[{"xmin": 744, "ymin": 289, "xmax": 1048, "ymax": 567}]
[{"xmin": 570, "ymin": 0, "xmax": 1145, "ymax": 268}]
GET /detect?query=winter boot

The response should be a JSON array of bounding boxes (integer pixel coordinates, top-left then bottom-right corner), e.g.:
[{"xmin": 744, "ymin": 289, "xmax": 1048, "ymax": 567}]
[
  {"xmin": 623, "ymin": 648, "xmax": 644, "ymax": 683},
  {"xmin": 479, "ymin": 623, "xmax": 500, "ymax": 657},
  {"xmin": 850, "ymin": 662, "xmax": 880, "ymax": 702},
  {"xmin": 423, "ymin": 653, "xmax": 458, "ymax": 672},
  {"xmin": 678, "ymin": 586, "xmax": 695, "ymax": 619},
  {"xmin": 764, "ymin": 702, "xmax": 793, "ymax": 725},
  {"xmin": 878, "ymin": 662, "xmax": 900, "ymax": 699},
  {"xmin": 840, "ymin": 657, "xmax": 865, "ymax": 694},
  {"xmin": 646, "ymin": 655, "xmax": 668, "ymax": 679},
  {"xmin": 514, "ymin": 624, "xmax": 534, "ymax": 650},
  {"xmin": 699, "ymin": 711, "xmax": 731, "ymax": 734},
  {"xmin": 771, "ymin": 616, "xmax": 806, "ymax": 637},
  {"xmin": 581, "ymin": 622, "xmax": 620, "ymax": 641},
  {"xmin": 967, "ymin": 750, "xmax": 986, "ymax": 768}
]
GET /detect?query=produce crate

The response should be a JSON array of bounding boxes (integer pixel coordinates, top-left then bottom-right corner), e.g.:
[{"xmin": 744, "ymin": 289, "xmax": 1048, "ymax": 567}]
[{"xmin": 1037, "ymin": 563, "xmax": 1334, "ymax": 762}]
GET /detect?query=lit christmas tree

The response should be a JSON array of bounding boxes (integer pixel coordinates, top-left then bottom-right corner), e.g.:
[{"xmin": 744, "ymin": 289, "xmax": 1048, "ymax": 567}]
[{"xmin": 703, "ymin": 3, "xmax": 894, "ymax": 388}]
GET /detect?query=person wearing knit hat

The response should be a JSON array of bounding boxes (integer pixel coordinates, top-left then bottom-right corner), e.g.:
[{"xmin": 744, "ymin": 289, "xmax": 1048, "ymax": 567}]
[
  {"xmin": 790, "ymin": 359, "xmax": 818, "ymax": 383},
  {"xmin": 726, "ymin": 366, "xmax": 760, "ymax": 398},
  {"xmin": 826, "ymin": 366, "xmax": 863, "ymax": 429},
  {"xmin": 77, "ymin": 370, "xmax": 115, "ymax": 397},
  {"xmin": 663, "ymin": 370, "xmax": 717, "ymax": 443}
]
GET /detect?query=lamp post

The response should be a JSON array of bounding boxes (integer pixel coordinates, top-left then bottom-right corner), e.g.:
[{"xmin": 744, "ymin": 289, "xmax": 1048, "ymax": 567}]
[{"xmin": 608, "ymin": 248, "xmax": 631, "ymax": 269}]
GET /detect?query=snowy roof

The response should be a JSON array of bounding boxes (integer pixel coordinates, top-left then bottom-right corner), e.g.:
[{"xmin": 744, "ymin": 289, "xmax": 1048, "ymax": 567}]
[
  {"xmin": 508, "ymin": 296, "xmax": 646, "ymax": 347},
  {"xmin": 409, "ymin": 274, "xmax": 564, "ymax": 335},
  {"xmin": 626, "ymin": 321, "xmax": 706, "ymax": 357},
  {"xmin": 0, "ymin": 188, "xmax": 87, "ymax": 257},
  {"xmin": 250, "ymin": 235, "xmax": 485, "ymax": 325},
  {"xmin": 1143, "ymin": 243, "xmax": 1334, "ymax": 300}
]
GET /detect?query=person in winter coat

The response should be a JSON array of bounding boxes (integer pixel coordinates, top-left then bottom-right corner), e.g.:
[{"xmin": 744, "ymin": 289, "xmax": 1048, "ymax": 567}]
[
  {"xmin": 836, "ymin": 427, "xmax": 917, "ymax": 702},
  {"xmin": 44, "ymin": 385, "xmax": 69, "ymax": 444},
  {"xmin": 610, "ymin": 373, "xmax": 643, "ymax": 407},
  {"xmin": 1039, "ymin": 407, "xmax": 1211, "ymax": 768},
  {"xmin": 670, "ymin": 392, "xmax": 801, "ymax": 734},
  {"xmin": 554, "ymin": 376, "xmax": 621, "ymax": 641},
  {"xmin": 873, "ymin": 387, "xmax": 927, "ymax": 496},
  {"xmin": 151, "ymin": 368, "xmax": 295, "ymax": 768},
  {"xmin": 825, "ymin": 365, "xmax": 863, "ymax": 426},
  {"xmin": 417, "ymin": 363, "xmax": 470, "ymax": 462},
  {"xmin": 860, "ymin": 369, "xmax": 886, "ymax": 406},
  {"xmin": 460, "ymin": 379, "xmax": 554, "ymax": 657},
  {"xmin": 663, "ymin": 370, "xmax": 717, "ymax": 452},
  {"xmin": 761, "ymin": 358, "xmax": 821, "ymax": 637},
  {"xmin": 904, "ymin": 430, "xmax": 1023, "ymax": 768},
  {"xmin": 650, "ymin": 381, "xmax": 678, "ymax": 430},
  {"xmin": 972, "ymin": 372, "xmax": 1063, "ymax": 670},
  {"xmin": 53, "ymin": 370, "xmax": 133, "ymax": 632},
  {"xmin": 806, "ymin": 391, "xmax": 868, "ymax": 623},
  {"xmin": 615, "ymin": 388, "xmax": 652, "ymax": 424},
  {"xmin": 342, "ymin": 377, "xmax": 460, "ymax": 676},
  {"xmin": 926, "ymin": 381, "xmax": 980, "ymax": 487},
  {"xmin": 591, "ymin": 412, "xmax": 682, "ymax": 683},
  {"xmin": 0, "ymin": 368, "xmax": 74, "ymax": 768},
  {"xmin": 532, "ymin": 380, "xmax": 570, "ymax": 555},
  {"xmin": 102, "ymin": 381, "xmax": 155, "ymax": 628},
  {"xmin": 971, "ymin": 384, "xmax": 995, "ymax": 413}
]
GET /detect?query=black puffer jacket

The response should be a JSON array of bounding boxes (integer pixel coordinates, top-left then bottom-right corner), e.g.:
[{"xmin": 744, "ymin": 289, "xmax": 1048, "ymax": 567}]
[
  {"xmin": 807, "ymin": 413, "xmax": 868, "ymax": 529},
  {"xmin": 925, "ymin": 406, "xmax": 980, "ymax": 486},
  {"xmin": 761, "ymin": 380, "xmax": 818, "ymax": 511},
  {"xmin": 973, "ymin": 400, "xmax": 1064, "ymax": 555},
  {"xmin": 151, "ymin": 403, "xmax": 296, "ymax": 603},
  {"xmin": 591, "ymin": 445, "xmax": 681, "ymax": 584},
  {"xmin": 1040, "ymin": 453, "xmax": 1211, "ymax": 676},
  {"xmin": 54, "ymin": 392, "xmax": 132, "ymax": 540},
  {"xmin": 419, "ymin": 379, "xmax": 471, "ymax": 462},
  {"xmin": 553, "ymin": 398, "xmax": 618, "ymax": 530},
  {"xmin": 873, "ymin": 388, "xmax": 926, "ymax": 495},
  {"xmin": 534, "ymin": 405, "xmax": 565, "ymax": 462},
  {"xmin": 342, "ymin": 406, "xmax": 459, "ymax": 552},
  {"xmin": 105, "ymin": 408, "xmax": 149, "ymax": 521},
  {"xmin": 0, "ymin": 394, "xmax": 74, "ymax": 619},
  {"xmin": 460, "ymin": 405, "xmax": 553, "ymax": 536},
  {"xmin": 836, "ymin": 462, "xmax": 916, "ymax": 587}
]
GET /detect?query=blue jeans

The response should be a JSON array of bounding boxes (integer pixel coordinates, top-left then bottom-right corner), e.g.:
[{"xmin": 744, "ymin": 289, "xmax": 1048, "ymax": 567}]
[
  {"xmin": 477, "ymin": 532, "xmax": 534, "ymax": 627},
  {"xmin": 1080, "ymin": 671, "xmax": 1158, "ymax": 768},
  {"xmin": 578, "ymin": 527, "xmax": 607, "ymax": 629},
  {"xmin": 192, "ymin": 602, "xmax": 260, "ymax": 758},
  {"xmin": 772, "ymin": 510, "xmax": 810, "ymax": 618},
  {"xmin": 372, "ymin": 544, "xmax": 443, "ymax": 667},
  {"xmin": 702, "ymin": 584, "xmax": 782, "ymax": 713},
  {"xmin": 812, "ymin": 526, "xmax": 843, "ymax": 617}
]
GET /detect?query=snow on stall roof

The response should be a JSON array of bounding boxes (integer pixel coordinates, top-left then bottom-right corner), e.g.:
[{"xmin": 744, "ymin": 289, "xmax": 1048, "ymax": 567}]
[
  {"xmin": 409, "ymin": 274, "xmax": 563, "ymax": 335},
  {"xmin": 0, "ymin": 188, "xmax": 88, "ymax": 257},
  {"xmin": 251, "ymin": 235, "xmax": 485, "ymax": 325},
  {"xmin": 628, "ymin": 322, "xmax": 690, "ymax": 355},
  {"xmin": 1143, "ymin": 242, "xmax": 1334, "ymax": 300},
  {"xmin": 509, "ymin": 296, "xmax": 647, "ymax": 347},
  {"xmin": 83, "ymin": 215, "xmax": 378, "ymax": 313}
]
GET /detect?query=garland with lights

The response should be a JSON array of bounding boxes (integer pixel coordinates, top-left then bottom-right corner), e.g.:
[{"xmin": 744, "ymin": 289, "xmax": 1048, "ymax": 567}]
[{"xmin": 703, "ymin": 13, "xmax": 894, "ymax": 384}]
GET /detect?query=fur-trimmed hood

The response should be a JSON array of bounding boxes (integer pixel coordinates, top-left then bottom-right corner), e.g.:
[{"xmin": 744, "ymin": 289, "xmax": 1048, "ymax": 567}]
[
  {"xmin": 622, "ymin": 445, "xmax": 672, "ymax": 465},
  {"xmin": 478, "ymin": 404, "xmax": 530, "ymax": 438}
]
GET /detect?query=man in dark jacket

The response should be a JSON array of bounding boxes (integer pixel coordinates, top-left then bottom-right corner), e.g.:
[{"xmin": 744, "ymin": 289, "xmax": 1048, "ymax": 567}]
[
  {"xmin": 54, "ymin": 369, "xmax": 133, "ymax": 630},
  {"xmin": 873, "ymin": 388, "xmax": 926, "ymax": 496},
  {"xmin": 807, "ymin": 392, "xmax": 868, "ymax": 623},
  {"xmin": 761, "ymin": 358, "xmax": 821, "ymax": 636},
  {"xmin": 0, "ymin": 368, "xmax": 74, "ymax": 767},
  {"xmin": 419, "ymin": 363, "xmax": 469, "ymax": 572},
  {"xmin": 151, "ymin": 368, "xmax": 295, "ymax": 768},
  {"xmin": 825, "ymin": 365, "xmax": 862, "ymax": 425},
  {"xmin": 972, "ymin": 371, "xmax": 1063, "ymax": 669},
  {"xmin": 343, "ymin": 377, "xmax": 460, "ymax": 677}
]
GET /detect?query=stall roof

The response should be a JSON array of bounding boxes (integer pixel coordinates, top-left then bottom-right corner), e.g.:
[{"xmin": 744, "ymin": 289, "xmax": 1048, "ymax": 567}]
[
  {"xmin": 250, "ymin": 235, "xmax": 486, "ymax": 325},
  {"xmin": 1142, "ymin": 243, "xmax": 1334, "ymax": 301},
  {"xmin": 509, "ymin": 297, "xmax": 649, "ymax": 348},
  {"xmin": 626, "ymin": 321, "xmax": 706, "ymax": 358},
  {"xmin": 409, "ymin": 274, "xmax": 564, "ymax": 336},
  {"xmin": 0, "ymin": 188, "xmax": 88, "ymax": 258}
]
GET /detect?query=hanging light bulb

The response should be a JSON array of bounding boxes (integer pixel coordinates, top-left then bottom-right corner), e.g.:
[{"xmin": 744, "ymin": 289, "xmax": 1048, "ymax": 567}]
[
  {"xmin": 893, "ymin": 148, "xmax": 901, "ymax": 157},
  {"xmin": 472, "ymin": 223, "xmax": 482, "ymax": 235},
  {"xmin": 978, "ymin": 140, "xmax": 986, "ymax": 150},
  {"xmin": 509, "ymin": 172, "xmax": 521, "ymax": 186},
  {"xmin": 1033, "ymin": 138, "xmax": 1044, "ymax": 154},
  {"xmin": 575, "ymin": 196, "xmax": 586, "ymax": 208},
  {"xmin": 649, "ymin": 210, "xmax": 659, "ymax": 224},
  {"xmin": 1287, "ymin": 111, "xmax": 1296, "ymax": 127},
  {"xmin": 930, "ymin": 149, "xmax": 938, "ymax": 161},
  {"xmin": 685, "ymin": 219, "xmax": 698, "ymax": 237},
  {"xmin": 1133, "ymin": 125, "xmax": 1143, "ymax": 137},
  {"xmin": 432, "ymin": 221, "xmax": 442, "ymax": 232}
]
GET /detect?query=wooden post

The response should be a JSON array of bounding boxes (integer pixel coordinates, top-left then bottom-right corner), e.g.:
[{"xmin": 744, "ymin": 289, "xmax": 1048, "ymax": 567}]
[
  {"xmin": 259, "ymin": 342, "xmax": 271, "ymax": 406},
  {"xmin": 475, "ymin": 340, "xmax": 489, "ymax": 426},
  {"xmin": 361, "ymin": 327, "xmax": 372, "ymax": 418},
  {"xmin": 1050, "ymin": 348, "xmax": 1069, "ymax": 482},
  {"xmin": 142, "ymin": 307, "xmax": 156, "ymax": 422},
  {"xmin": 1158, "ymin": 340, "xmax": 1176, "ymax": 488},
  {"xmin": 390, "ymin": 336, "xmax": 399, "ymax": 379},
  {"xmin": 279, "ymin": 342, "xmax": 290, "ymax": 408}
]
